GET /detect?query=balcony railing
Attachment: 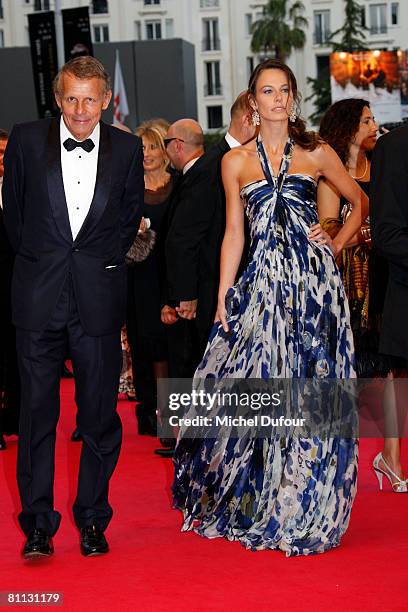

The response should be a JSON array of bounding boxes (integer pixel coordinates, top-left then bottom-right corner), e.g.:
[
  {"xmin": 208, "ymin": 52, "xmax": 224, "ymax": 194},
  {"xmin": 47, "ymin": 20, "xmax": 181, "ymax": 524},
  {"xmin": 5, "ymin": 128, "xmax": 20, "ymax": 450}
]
[
  {"xmin": 202, "ymin": 37, "xmax": 221, "ymax": 52},
  {"xmin": 313, "ymin": 30, "xmax": 331, "ymax": 44},
  {"xmin": 204, "ymin": 84, "xmax": 222, "ymax": 96},
  {"xmin": 92, "ymin": 0, "xmax": 109, "ymax": 14},
  {"xmin": 370, "ymin": 25, "xmax": 387, "ymax": 35},
  {"xmin": 200, "ymin": 0, "xmax": 220, "ymax": 9}
]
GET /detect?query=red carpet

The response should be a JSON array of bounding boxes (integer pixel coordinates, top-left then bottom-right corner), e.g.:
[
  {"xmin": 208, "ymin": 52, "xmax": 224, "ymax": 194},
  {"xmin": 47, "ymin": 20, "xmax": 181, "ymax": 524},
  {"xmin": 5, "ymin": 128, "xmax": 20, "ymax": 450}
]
[{"xmin": 1, "ymin": 379, "xmax": 407, "ymax": 611}]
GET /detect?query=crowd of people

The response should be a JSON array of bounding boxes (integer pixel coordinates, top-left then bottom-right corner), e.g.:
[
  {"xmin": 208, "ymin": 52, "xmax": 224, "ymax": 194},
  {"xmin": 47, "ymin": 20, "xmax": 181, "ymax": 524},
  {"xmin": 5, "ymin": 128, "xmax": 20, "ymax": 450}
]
[{"xmin": 0, "ymin": 55, "xmax": 407, "ymax": 560}]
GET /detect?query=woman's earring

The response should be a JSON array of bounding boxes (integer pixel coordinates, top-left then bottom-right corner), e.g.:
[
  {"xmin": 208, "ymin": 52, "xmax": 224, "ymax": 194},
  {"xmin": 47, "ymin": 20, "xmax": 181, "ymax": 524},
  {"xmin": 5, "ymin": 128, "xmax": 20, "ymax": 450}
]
[
  {"xmin": 252, "ymin": 110, "xmax": 260, "ymax": 126},
  {"xmin": 289, "ymin": 106, "xmax": 297, "ymax": 123}
]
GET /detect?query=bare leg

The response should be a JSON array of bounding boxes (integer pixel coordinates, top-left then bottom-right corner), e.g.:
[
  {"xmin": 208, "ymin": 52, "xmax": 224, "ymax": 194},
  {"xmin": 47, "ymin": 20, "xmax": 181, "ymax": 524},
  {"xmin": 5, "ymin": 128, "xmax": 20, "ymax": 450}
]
[{"xmin": 381, "ymin": 373, "xmax": 405, "ymax": 480}]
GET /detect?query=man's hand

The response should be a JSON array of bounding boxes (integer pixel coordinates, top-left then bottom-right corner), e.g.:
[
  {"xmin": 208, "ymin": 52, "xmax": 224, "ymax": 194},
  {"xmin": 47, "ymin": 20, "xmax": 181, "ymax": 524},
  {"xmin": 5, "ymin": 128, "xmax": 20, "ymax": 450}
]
[
  {"xmin": 176, "ymin": 299, "xmax": 198, "ymax": 320},
  {"xmin": 161, "ymin": 305, "xmax": 178, "ymax": 325}
]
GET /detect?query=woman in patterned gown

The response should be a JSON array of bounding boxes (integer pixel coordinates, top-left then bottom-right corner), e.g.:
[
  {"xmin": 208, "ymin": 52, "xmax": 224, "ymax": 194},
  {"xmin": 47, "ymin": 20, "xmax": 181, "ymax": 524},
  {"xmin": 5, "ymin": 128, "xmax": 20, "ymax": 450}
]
[{"xmin": 172, "ymin": 60, "xmax": 368, "ymax": 556}]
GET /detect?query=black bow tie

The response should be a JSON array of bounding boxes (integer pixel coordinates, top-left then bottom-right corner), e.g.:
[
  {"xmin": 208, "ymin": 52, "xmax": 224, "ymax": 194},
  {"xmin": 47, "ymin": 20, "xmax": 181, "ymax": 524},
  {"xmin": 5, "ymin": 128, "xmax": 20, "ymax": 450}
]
[{"xmin": 63, "ymin": 137, "xmax": 95, "ymax": 153}]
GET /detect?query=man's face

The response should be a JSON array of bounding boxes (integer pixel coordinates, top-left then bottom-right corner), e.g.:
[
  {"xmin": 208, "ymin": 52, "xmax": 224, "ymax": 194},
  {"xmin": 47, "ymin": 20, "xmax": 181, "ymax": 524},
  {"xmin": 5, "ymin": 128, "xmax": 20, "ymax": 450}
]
[
  {"xmin": 55, "ymin": 72, "xmax": 112, "ymax": 141},
  {"xmin": 164, "ymin": 127, "xmax": 183, "ymax": 170},
  {"xmin": 0, "ymin": 138, "xmax": 7, "ymax": 178}
]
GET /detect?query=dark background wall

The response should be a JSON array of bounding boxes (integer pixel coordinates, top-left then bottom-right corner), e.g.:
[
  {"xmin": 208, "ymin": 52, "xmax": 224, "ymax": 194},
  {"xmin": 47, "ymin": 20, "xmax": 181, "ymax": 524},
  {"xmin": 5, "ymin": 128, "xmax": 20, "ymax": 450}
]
[{"xmin": 0, "ymin": 39, "xmax": 197, "ymax": 132}]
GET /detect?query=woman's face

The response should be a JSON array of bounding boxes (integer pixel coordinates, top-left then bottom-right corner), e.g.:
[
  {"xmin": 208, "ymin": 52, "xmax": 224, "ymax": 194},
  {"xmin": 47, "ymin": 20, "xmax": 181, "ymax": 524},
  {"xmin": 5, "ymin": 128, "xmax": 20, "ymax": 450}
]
[
  {"xmin": 354, "ymin": 106, "xmax": 378, "ymax": 152},
  {"xmin": 142, "ymin": 136, "xmax": 166, "ymax": 172},
  {"xmin": 251, "ymin": 68, "xmax": 294, "ymax": 124}
]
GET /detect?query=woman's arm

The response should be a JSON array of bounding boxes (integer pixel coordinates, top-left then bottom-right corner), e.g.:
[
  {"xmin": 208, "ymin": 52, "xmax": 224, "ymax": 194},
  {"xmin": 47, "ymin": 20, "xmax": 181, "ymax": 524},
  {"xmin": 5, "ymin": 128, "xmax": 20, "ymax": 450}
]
[
  {"xmin": 314, "ymin": 144, "xmax": 369, "ymax": 255},
  {"xmin": 317, "ymin": 177, "xmax": 365, "ymax": 248},
  {"xmin": 215, "ymin": 150, "xmax": 245, "ymax": 332}
]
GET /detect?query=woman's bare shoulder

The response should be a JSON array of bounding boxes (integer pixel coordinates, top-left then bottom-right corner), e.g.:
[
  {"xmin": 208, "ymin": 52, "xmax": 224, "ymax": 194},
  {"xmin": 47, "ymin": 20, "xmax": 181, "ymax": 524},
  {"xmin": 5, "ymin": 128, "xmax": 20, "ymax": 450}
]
[{"xmin": 223, "ymin": 142, "xmax": 258, "ymax": 169}]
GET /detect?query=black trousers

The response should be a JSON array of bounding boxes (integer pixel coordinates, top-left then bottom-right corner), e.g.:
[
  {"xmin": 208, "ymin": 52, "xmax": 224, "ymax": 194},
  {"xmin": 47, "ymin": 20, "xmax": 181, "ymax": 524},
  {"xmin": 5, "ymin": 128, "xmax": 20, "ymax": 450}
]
[
  {"xmin": 166, "ymin": 318, "xmax": 203, "ymax": 379},
  {"xmin": 0, "ymin": 283, "xmax": 20, "ymax": 435},
  {"xmin": 16, "ymin": 275, "xmax": 122, "ymax": 537}
]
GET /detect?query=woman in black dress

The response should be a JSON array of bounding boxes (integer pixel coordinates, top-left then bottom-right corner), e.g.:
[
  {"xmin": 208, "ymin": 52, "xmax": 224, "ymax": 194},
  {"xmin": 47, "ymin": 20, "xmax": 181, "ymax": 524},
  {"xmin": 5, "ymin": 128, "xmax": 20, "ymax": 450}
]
[
  {"xmin": 127, "ymin": 122, "xmax": 175, "ymax": 435},
  {"xmin": 318, "ymin": 99, "xmax": 407, "ymax": 493}
]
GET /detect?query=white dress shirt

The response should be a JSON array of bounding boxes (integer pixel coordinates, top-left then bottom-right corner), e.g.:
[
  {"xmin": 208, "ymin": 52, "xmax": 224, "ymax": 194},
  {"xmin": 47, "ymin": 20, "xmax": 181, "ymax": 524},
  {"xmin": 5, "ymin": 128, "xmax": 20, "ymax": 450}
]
[
  {"xmin": 183, "ymin": 156, "xmax": 201, "ymax": 175},
  {"xmin": 225, "ymin": 132, "xmax": 241, "ymax": 149},
  {"xmin": 60, "ymin": 118, "xmax": 99, "ymax": 239}
]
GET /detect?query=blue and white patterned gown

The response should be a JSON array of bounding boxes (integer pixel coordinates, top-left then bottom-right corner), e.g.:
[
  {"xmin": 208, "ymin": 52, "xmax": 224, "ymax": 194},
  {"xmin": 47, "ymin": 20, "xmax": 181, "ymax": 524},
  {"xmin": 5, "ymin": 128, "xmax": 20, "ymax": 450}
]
[{"xmin": 173, "ymin": 137, "xmax": 358, "ymax": 556}]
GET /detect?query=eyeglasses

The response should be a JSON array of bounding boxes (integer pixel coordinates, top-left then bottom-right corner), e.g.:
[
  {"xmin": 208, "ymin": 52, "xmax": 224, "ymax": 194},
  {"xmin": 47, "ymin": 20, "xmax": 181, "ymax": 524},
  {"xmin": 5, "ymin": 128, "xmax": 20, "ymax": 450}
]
[{"xmin": 164, "ymin": 137, "xmax": 185, "ymax": 148}]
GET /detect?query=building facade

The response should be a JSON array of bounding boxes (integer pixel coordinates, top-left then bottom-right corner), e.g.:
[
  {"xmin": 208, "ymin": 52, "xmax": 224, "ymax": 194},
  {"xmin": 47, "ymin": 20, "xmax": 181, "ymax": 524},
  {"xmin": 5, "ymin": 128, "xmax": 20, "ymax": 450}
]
[{"xmin": 0, "ymin": 0, "xmax": 407, "ymax": 129}]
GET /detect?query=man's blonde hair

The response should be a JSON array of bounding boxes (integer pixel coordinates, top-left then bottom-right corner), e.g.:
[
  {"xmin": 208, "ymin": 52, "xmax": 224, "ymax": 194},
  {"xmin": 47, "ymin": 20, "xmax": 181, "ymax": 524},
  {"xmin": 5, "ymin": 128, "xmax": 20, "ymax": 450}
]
[{"xmin": 53, "ymin": 56, "xmax": 111, "ymax": 95}]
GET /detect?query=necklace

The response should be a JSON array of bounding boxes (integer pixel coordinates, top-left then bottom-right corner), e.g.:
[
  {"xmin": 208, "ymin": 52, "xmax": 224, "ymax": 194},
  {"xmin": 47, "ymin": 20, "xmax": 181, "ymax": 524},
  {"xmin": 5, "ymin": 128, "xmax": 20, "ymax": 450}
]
[{"xmin": 350, "ymin": 156, "xmax": 368, "ymax": 181}]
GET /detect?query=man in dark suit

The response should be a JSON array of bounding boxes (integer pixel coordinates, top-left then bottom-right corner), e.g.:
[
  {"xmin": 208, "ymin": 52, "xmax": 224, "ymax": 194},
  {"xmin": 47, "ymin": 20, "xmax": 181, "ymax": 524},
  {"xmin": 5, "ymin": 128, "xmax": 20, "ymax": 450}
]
[
  {"xmin": 163, "ymin": 97, "xmax": 254, "ymax": 362},
  {"xmin": 370, "ymin": 125, "xmax": 408, "ymax": 361},
  {"xmin": 3, "ymin": 57, "xmax": 143, "ymax": 558},
  {"xmin": 162, "ymin": 119, "xmax": 221, "ymax": 375},
  {"xmin": 156, "ymin": 101, "xmax": 254, "ymax": 456},
  {"xmin": 0, "ymin": 129, "xmax": 20, "ymax": 451}
]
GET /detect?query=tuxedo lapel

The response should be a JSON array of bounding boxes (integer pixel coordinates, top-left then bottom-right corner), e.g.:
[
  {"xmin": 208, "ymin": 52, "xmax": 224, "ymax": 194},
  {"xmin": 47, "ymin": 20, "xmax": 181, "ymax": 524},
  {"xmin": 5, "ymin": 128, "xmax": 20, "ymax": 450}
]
[
  {"xmin": 46, "ymin": 118, "xmax": 72, "ymax": 243},
  {"xmin": 75, "ymin": 121, "xmax": 112, "ymax": 243}
]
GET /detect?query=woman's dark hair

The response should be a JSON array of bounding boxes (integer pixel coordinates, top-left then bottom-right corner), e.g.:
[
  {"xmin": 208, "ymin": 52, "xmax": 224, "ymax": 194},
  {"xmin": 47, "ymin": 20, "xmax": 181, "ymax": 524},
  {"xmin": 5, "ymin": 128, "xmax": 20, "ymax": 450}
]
[
  {"xmin": 248, "ymin": 59, "xmax": 321, "ymax": 151},
  {"xmin": 319, "ymin": 98, "xmax": 370, "ymax": 166}
]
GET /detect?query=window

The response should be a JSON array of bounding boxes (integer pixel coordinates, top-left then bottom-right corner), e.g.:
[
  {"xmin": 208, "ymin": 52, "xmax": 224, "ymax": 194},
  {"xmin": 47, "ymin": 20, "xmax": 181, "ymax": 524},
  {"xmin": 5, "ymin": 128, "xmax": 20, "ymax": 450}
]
[
  {"xmin": 370, "ymin": 3, "xmax": 387, "ymax": 34},
  {"xmin": 0, "ymin": 30, "xmax": 4, "ymax": 48},
  {"xmin": 144, "ymin": 0, "xmax": 160, "ymax": 5},
  {"xmin": 316, "ymin": 55, "xmax": 330, "ymax": 78},
  {"xmin": 93, "ymin": 24, "xmax": 109, "ymax": 43},
  {"xmin": 247, "ymin": 56, "xmax": 254, "ymax": 79},
  {"xmin": 313, "ymin": 10, "xmax": 330, "ymax": 44},
  {"xmin": 92, "ymin": 0, "xmax": 109, "ymax": 14},
  {"xmin": 200, "ymin": 0, "xmax": 220, "ymax": 8},
  {"xmin": 245, "ymin": 14, "xmax": 253, "ymax": 36},
  {"xmin": 146, "ymin": 20, "xmax": 162, "ymax": 40},
  {"xmin": 205, "ymin": 61, "xmax": 222, "ymax": 96},
  {"xmin": 202, "ymin": 18, "xmax": 220, "ymax": 51},
  {"xmin": 165, "ymin": 19, "xmax": 174, "ymax": 39},
  {"xmin": 0, "ymin": 0, "xmax": 3, "ymax": 20},
  {"xmin": 207, "ymin": 106, "xmax": 223, "ymax": 129},
  {"xmin": 391, "ymin": 2, "xmax": 399, "ymax": 25},
  {"xmin": 34, "ymin": 0, "xmax": 50, "ymax": 10},
  {"xmin": 135, "ymin": 21, "xmax": 142, "ymax": 40},
  {"xmin": 361, "ymin": 6, "xmax": 366, "ymax": 28}
]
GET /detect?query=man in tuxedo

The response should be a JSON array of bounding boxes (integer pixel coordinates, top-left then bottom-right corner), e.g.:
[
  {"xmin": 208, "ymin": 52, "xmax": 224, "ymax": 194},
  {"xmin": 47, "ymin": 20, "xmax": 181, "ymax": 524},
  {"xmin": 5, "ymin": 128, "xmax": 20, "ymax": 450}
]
[
  {"xmin": 3, "ymin": 56, "xmax": 143, "ymax": 558},
  {"xmin": 370, "ymin": 124, "xmax": 408, "ymax": 359}
]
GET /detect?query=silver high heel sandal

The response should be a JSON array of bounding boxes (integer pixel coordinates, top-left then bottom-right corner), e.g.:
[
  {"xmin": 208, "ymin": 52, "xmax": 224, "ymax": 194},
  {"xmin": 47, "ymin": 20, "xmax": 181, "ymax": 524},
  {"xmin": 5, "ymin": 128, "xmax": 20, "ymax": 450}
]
[{"xmin": 373, "ymin": 452, "xmax": 408, "ymax": 493}]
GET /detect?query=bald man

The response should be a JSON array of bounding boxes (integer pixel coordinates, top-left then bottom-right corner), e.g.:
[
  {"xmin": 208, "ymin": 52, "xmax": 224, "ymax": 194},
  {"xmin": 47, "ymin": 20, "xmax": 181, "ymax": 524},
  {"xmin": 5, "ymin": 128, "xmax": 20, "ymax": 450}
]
[{"xmin": 161, "ymin": 118, "xmax": 224, "ymax": 380}]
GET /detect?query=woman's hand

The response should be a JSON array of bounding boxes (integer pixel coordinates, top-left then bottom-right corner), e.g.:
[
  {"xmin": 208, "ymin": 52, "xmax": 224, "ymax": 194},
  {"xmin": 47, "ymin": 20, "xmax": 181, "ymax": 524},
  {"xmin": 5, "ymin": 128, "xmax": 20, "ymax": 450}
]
[
  {"xmin": 138, "ymin": 217, "xmax": 148, "ymax": 234},
  {"xmin": 214, "ymin": 297, "xmax": 229, "ymax": 333},
  {"xmin": 309, "ymin": 223, "xmax": 338, "ymax": 254}
]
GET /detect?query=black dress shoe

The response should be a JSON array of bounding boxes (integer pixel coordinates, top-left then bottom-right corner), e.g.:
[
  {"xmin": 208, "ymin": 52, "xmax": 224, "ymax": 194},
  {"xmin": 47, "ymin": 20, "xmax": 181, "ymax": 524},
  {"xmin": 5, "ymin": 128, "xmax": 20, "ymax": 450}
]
[
  {"xmin": 154, "ymin": 447, "xmax": 175, "ymax": 458},
  {"xmin": 71, "ymin": 428, "xmax": 82, "ymax": 442},
  {"xmin": 159, "ymin": 437, "xmax": 176, "ymax": 449},
  {"xmin": 80, "ymin": 525, "xmax": 109, "ymax": 557},
  {"xmin": 0, "ymin": 434, "xmax": 6, "ymax": 451},
  {"xmin": 23, "ymin": 529, "xmax": 54, "ymax": 559}
]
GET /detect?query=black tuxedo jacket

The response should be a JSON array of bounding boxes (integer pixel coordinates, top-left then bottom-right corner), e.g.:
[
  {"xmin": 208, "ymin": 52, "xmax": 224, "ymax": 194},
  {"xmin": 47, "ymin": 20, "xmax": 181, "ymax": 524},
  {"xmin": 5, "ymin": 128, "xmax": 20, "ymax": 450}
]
[
  {"xmin": 2, "ymin": 118, "xmax": 144, "ymax": 336},
  {"xmin": 164, "ymin": 139, "xmax": 230, "ymax": 339},
  {"xmin": 370, "ymin": 124, "xmax": 408, "ymax": 359},
  {"xmin": 0, "ymin": 206, "xmax": 14, "ymax": 316}
]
